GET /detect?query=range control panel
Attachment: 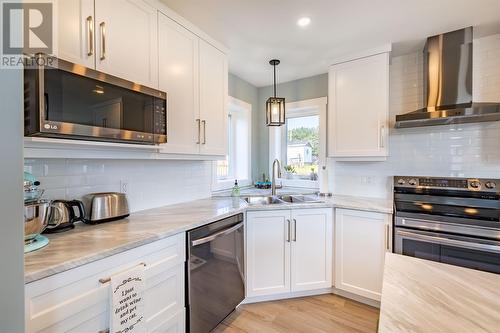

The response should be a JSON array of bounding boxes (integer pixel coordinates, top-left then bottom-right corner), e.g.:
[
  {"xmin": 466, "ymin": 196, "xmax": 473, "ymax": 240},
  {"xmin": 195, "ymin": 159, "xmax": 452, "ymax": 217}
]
[{"xmin": 394, "ymin": 176, "xmax": 498, "ymax": 192}]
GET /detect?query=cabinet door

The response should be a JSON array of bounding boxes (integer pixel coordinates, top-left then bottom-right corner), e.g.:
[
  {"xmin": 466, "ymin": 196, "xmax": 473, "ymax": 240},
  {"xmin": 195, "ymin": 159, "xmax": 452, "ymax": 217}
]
[
  {"xmin": 158, "ymin": 13, "xmax": 200, "ymax": 154},
  {"xmin": 328, "ymin": 52, "xmax": 389, "ymax": 159},
  {"xmin": 95, "ymin": 0, "xmax": 158, "ymax": 88},
  {"xmin": 55, "ymin": 0, "xmax": 95, "ymax": 68},
  {"xmin": 291, "ymin": 208, "xmax": 333, "ymax": 292},
  {"xmin": 199, "ymin": 40, "xmax": 228, "ymax": 156},
  {"xmin": 246, "ymin": 210, "xmax": 291, "ymax": 297},
  {"xmin": 144, "ymin": 259, "xmax": 185, "ymax": 332},
  {"xmin": 335, "ymin": 208, "xmax": 391, "ymax": 301},
  {"xmin": 150, "ymin": 310, "xmax": 185, "ymax": 333}
]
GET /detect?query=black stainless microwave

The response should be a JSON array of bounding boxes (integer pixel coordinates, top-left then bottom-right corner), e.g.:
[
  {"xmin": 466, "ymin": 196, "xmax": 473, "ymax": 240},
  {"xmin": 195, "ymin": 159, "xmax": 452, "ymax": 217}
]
[{"xmin": 24, "ymin": 56, "xmax": 167, "ymax": 145}]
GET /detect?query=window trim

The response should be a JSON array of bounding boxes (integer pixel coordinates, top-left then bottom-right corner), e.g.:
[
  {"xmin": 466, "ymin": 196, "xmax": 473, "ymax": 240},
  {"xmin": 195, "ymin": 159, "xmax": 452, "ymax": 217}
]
[
  {"xmin": 212, "ymin": 96, "xmax": 252, "ymax": 192},
  {"xmin": 269, "ymin": 97, "xmax": 327, "ymax": 189}
]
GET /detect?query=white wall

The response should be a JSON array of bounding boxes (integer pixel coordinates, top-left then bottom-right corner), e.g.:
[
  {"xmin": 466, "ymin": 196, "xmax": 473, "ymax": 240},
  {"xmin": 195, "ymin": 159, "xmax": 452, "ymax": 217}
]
[
  {"xmin": 24, "ymin": 159, "xmax": 213, "ymax": 212},
  {"xmin": 329, "ymin": 34, "xmax": 500, "ymax": 199}
]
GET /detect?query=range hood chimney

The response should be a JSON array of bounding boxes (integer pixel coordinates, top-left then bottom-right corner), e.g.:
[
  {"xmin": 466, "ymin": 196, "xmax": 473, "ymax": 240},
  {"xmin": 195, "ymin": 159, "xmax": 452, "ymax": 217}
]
[{"xmin": 395, "ymin": 27, "xmax": 500, "ymax": 128}]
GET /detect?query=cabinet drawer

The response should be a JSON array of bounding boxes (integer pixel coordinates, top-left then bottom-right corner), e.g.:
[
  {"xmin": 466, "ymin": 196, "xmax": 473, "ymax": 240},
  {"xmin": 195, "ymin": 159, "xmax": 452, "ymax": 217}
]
[{"xmin": 25, "ymin": 234, "xmax": 185, "ymax": 333}]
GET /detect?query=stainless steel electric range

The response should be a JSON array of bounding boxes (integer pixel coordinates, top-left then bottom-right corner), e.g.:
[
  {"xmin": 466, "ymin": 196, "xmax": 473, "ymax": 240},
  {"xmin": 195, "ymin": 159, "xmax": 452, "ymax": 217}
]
[{"xmin": 393, "ymin": 176, "xmax": 500, "ymax": 274}]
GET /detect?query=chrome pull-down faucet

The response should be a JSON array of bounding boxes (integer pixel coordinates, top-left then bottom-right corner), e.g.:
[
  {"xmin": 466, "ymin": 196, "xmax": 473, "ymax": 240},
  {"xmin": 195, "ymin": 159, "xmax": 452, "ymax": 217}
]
[{"xmin": 271, "ymin": 159, "xmax": 282, "ymax": 195}]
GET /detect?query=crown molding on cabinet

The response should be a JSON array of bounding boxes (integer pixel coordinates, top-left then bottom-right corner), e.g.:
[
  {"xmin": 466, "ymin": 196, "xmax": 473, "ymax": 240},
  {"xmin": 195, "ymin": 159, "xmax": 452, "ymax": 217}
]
[
  {"xmin": 146, "ymin": 0, "xmax": 229, "ymax": 55},
  {"xmin": 329, "ymin": 43, "xmax": 392, "ymax": 67}
]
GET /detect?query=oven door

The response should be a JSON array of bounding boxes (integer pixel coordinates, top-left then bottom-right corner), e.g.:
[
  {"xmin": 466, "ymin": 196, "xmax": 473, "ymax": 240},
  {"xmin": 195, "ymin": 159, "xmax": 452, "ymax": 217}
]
[{"xmin": 395, "ymin": 227, "xmax": 500, "ymax": 274}]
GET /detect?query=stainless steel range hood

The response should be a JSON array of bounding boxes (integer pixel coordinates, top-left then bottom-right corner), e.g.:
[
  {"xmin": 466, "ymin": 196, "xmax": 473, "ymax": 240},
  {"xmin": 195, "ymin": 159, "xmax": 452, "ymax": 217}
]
[{"xmin": 395, "ymin": 27, "xmax": 500, "ymax": 128}]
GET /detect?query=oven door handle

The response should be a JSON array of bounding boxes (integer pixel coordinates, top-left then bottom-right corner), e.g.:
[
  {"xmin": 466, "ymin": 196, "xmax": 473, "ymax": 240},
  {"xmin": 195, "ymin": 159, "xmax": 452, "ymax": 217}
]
[
  {"xmin": 397, "ymin": 230, "xmax": 500, "ymax": 254},
  {"xmin": 191, "ymin": 222, "xmax": 243, "ymax": 247}
]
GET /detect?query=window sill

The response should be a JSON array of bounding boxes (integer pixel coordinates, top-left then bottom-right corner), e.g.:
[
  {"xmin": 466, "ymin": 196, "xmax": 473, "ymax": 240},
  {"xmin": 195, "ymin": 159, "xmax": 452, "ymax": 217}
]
[
  {"xmin": 279, "ymin": 178, "xmax": 319, "ymax": 189},
  {"xmin": 212, "ymin": 178, "xmax": 252, "ymax": 192}
]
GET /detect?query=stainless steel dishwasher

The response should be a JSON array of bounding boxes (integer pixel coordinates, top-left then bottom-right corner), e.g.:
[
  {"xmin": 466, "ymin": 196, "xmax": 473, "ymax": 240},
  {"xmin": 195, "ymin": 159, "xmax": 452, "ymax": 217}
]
[{"xmin": 186, "ymin": 213, "xmax": 245, "ymax": 333}]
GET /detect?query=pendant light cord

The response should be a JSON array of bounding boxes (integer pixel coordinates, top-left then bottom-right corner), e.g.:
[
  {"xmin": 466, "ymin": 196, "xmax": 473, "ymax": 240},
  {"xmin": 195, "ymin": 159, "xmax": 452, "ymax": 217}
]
[{"xmin": 273, "ymin": 63, "xmax": 277, "ymax": 98}]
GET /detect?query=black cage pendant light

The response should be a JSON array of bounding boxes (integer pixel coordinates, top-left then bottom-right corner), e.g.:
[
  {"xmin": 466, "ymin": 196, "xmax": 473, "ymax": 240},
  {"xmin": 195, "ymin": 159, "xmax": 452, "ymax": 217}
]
[{"xmin": 266, "ymin": 59, "xmax": 285, "ymax": 126}]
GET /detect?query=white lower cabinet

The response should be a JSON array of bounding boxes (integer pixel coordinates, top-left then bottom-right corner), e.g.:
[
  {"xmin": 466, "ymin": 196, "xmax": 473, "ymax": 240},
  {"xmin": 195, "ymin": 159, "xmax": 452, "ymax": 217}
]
[
  {"xmin": 25, "ymin": 234, "xmax": 186, "ymax": 333},
  {"xmin": 334, "ymin": 208, "xmax": 392, "ymax": 301},
  {"xmin": 246, "ymin": 208, "xmax": 333, "ymax": 298}
]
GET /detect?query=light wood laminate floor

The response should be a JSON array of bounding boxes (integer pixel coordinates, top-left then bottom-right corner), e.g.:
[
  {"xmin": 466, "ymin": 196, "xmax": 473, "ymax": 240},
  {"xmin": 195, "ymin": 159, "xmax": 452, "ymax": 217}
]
[{"xmin": 213, "ymin": 294, "xmax": 379, "ymax": 333}]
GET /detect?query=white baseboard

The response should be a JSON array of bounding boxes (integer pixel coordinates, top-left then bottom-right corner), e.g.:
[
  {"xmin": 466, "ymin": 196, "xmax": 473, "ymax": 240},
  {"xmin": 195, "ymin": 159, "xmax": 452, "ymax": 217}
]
[
  {"xmin": 332, "ymin": 288, "xmax": 380, "ymax": 308},
  {"xmin": 241, "ymin": 287, "xmax": 380, "ymax": 309},
  {"xmin": 242, "ymin": 288, "xmax": 333, "ymax": 304}
]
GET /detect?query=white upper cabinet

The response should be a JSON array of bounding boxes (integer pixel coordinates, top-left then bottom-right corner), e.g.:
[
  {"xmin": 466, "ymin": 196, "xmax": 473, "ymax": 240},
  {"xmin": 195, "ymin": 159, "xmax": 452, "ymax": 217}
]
[
  {"xmin": 328, "ymin": 52, "xmax": 390, "ymax": 160},
  {"xmin": 55, "ymin": 0, "xmax": 95, "ymax": 68},
  {"xmin": 52, "ymin": 1, "xmax": 229, "ymax": 158},
  {"xmin": 199, "ymin": 39, "xmax": 228, "ymax": 156},
  {"xmin": 56, "ymin": 0, "xmax": 158, "ymax": 88},
  {"xmin": 334, "ymin": 208, "xmax": 391, "ymax": 301},
  {"xmin": 94, "ymin": 0, "xmax": 158, "ymax": 88},
  {"xmin": 158, "ymin": 13, "xmax": 200, "ymax": 155}
]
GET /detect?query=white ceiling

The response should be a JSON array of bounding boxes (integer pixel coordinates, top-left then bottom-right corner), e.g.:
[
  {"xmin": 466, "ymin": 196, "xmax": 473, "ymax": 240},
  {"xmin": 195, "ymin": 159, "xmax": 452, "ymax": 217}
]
[{"xmin": 160, "ymin": 0, "xmax": 500, "ymax": 87}]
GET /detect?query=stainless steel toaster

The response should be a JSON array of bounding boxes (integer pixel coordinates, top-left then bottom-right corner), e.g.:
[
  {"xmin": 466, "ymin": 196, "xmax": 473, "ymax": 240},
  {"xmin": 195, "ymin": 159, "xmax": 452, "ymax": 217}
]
[{"xmin": 81, "ymin": 192, "xmax": 129, "ymax": 224}]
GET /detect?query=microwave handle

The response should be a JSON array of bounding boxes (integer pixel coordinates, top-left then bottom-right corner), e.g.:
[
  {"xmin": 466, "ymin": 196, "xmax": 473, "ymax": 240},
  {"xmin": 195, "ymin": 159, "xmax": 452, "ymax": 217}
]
[
  {"xmin": 37, "ymin": 54, "xmax": 46, "ymax": 122},
  {"xmin": 397, "ymin": 230, "xmax": 500, "ymax": 254},
  {"xmin": 44, "ymin": 93, "xmax": 49, "ymax": 118}
]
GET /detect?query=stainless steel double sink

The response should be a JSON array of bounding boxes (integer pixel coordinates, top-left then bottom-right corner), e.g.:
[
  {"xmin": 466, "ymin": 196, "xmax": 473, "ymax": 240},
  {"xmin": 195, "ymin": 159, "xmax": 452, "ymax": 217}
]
[{"xmin": 242, "ymin": 194, "xmax": 324, "ymax": 206}]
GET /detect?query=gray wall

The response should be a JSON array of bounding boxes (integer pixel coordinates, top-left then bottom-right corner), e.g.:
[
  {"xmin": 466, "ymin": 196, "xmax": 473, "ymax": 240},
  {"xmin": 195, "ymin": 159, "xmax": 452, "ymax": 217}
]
[
  {"xmin": 228, "ymin": 73, "xmax": 260, "ymax": 180},
  {"xmin": 255, "ymin": 73, "xmax": 328, "ymax": 178},
  {"xmin": 0, "ymin": 67, "xmax": 25, "ymax": 330},
  {"xmin": 229, "ymin": 72, "xmax": 328, "ymax": 181}
]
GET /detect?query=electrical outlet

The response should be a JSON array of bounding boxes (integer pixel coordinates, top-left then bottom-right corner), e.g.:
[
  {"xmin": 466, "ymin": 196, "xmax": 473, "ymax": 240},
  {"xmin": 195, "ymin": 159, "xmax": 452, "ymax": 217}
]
[
  {"xmin": 120, "ymin": 180, "xmax": 129, "ymax": 194},
  {"xmin": 361, "ymin": 176, "xmax": 373, "ymax": 184}
]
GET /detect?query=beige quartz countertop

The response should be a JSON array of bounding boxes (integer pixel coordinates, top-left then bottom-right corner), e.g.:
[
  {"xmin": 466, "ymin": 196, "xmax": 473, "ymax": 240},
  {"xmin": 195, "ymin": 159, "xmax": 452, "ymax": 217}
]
[
  {"xmin": 25, "ymin": 194, "xmax": 392, "ymax": 284},
  {"xmin": 379, "ymin": 253, "xmax": 500, "ymax": 333},
  {"xmin": 24, "ymin": 197, "xmax": 246, "ymax": 284}
]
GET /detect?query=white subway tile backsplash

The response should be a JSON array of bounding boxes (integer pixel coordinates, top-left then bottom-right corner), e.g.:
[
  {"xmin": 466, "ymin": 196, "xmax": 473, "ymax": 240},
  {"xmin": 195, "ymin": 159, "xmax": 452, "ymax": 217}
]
[
  {"xmin": 330, "ymin": 34, "xmax": 500, "ymax": 199},
  {"xmin": 24, "ymin": 159, "xmax": 213, "ymax": 212}
]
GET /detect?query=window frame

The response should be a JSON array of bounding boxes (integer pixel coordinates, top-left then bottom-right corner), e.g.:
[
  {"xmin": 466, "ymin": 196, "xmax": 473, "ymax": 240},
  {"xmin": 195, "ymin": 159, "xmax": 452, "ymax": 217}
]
[
  {"xmin": 212, "ymin": 96, "xmax": 252, "ymax": 191},
  {"xmin": 269, "ymin": 97, "xmax": 327, "ymax": 189}
]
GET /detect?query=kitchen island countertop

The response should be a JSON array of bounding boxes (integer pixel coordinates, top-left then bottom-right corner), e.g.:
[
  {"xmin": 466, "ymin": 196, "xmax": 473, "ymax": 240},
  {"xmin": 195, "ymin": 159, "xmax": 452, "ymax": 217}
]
[{"xmin": 379, "ymin": 253, "xmax": 500, "ymax": 333}]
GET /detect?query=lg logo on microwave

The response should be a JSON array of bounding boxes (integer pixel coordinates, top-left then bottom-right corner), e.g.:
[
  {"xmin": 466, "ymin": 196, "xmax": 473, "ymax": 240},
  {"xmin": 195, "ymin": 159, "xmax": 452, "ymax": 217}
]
[{"xmin": 44, "ymin": 123, "xmax": 58, "ymax": 130}]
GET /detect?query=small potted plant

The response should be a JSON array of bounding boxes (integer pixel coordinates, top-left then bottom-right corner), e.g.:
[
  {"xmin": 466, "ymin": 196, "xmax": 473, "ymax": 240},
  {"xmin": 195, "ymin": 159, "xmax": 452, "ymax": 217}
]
[{"xmin": 283, "ymin": 165, "xmax": 296, "ymax": 179}]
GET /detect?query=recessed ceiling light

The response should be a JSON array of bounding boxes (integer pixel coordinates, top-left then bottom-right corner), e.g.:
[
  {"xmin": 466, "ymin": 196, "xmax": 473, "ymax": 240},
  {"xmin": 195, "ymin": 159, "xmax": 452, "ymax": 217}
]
[{"xmin": 297, "ymin": 17, "xmax": 311, "ymax": 27}]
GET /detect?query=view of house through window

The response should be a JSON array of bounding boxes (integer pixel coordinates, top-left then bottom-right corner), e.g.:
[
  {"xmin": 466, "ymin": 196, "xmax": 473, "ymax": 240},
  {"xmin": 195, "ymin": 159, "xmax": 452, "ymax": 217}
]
[{"xmin": 285, "ymin": 115, "xmax": 319, "ymax": 180}]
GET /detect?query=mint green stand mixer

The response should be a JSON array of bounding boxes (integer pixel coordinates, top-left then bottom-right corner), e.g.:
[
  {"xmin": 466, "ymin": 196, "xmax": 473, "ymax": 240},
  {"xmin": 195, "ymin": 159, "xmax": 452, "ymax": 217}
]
[{"xmin": 24, "ymin": 172, "xmax": 57, "ymax": 253}]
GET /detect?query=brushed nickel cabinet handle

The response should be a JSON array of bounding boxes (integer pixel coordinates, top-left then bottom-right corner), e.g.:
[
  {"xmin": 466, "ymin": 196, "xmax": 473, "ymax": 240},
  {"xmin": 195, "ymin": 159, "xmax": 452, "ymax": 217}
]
[
  {"xmin": 293, "ymin": 219, "xmax": 297, "ymax": 242},
  {"xmin": 380, "ymin": 125, "xmax": 386, "ymax": 148},
  {"xmin": 196, "ymin": 119, "xmax": 201, "ymax": 144},
  {"xmin": 99, "ymin": 22, "xmax": 106, "ymax": 60},
  {"xmin": 86, "ymin": 16, "xmax": 94, "ymax": 56},
  {"xmin": 202, "ymin": 120, "xmax": 206, "ymax": 144},
  {"xmin": 385, "ymin": 224, "xmax": 390, "ymax": 250},
  {"xmin": 98, "ymin": 330, "xmax": 109, "ymax": 333},
  {"xmin": 286, "ymin": 219, "xmax": 291, "ymax": 242},
  {"xmin": 98, "ymin": 262, "xmax": 146, "ymax": 284}
]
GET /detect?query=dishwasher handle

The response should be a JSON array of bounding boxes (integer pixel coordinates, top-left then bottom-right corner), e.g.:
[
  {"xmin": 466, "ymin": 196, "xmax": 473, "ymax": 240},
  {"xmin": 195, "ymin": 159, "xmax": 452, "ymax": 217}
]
[{"xmin": 191, "ymin": 222, "xmax": 243, "ymax": 247}]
